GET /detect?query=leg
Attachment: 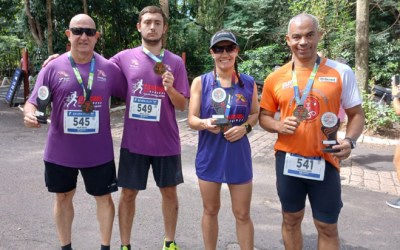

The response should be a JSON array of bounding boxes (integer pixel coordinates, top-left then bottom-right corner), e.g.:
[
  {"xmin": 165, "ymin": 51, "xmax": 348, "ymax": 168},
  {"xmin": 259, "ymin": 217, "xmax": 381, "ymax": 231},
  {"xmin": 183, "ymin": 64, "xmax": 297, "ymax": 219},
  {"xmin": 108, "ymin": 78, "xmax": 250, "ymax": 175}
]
[
  {"xmin": 54, "ymin": 189, "xmax": 76, "ymax": 246},
  {"xmin": 198, "ymin": 179, "xmax": 221, "ymax": 250},
  {"xmin": 118, "ymin": 188, "xmax": 139, "ymax": 246},
  {"xmin": 160, "ymin": 185, "xmax": 179, "ymax": 242},
  {"xmin": 314, "ymin": 219, "xmax": 339, "ymax": 250},
  {"xmin": 394, "ymin": 144, "xmax": 400, "ymax": 181},
  {"xmin": 94, "ymin": 193, "xmax": 115, "ymax": 246},
  {"xmin": 281, "ymin": 209, "xmax": 305, "ymax": 250},
  {"xmin": 228, "ymin": 182, "xmax": 254, "ymax": 250}
]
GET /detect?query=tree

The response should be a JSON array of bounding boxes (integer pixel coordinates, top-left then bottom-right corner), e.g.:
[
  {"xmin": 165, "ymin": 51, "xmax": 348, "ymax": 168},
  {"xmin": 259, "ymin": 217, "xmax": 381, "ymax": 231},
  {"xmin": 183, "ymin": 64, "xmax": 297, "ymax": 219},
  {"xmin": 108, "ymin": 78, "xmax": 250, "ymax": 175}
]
[
  {"xmin": 160, "ymin": 0, "xmax": 169, "ymax": 47},
  {"xmin": 355, "ymin": 0, "xmax": 370, "ymax": 91},
  {"xmin": 46, "ymin": 0, "xmax": 53, "ymax": 55}
]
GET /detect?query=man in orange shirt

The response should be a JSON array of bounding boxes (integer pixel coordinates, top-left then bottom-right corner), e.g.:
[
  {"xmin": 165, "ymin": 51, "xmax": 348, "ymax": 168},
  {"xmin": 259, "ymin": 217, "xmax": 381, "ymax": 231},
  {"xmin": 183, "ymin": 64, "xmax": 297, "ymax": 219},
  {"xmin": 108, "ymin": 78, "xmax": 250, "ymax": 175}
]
[{"xmin": 259, "ymin": 13, "xmax": 365, "ymax": 250}]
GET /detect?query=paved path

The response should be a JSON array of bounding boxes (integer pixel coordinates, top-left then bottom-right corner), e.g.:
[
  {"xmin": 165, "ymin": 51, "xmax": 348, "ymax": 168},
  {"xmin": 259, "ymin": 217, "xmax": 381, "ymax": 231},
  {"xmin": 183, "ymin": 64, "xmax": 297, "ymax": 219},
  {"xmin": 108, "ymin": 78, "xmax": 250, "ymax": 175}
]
[{"xmin": 111, "ymin": 108, "xmax": 400, "ymax": 196}]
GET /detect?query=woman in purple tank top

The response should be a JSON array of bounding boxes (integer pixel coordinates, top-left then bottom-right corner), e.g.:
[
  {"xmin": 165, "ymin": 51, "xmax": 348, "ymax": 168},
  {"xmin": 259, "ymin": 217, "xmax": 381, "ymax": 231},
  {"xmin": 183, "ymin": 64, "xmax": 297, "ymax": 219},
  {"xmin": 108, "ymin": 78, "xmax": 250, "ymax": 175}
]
[{"xmin": 188, "ymin": 30, "xmax": 259, "ymax": 249}]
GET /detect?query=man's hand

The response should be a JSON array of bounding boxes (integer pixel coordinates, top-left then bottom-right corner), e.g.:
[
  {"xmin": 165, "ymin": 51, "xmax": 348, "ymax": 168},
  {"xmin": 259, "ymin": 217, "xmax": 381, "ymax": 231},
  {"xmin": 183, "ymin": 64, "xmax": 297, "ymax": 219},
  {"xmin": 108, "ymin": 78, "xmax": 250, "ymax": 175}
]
[
  {"xmin": 42, "ymin": 54, "xmax": 60, "ymax": 67},
  {"xmin": 277, "ymin": 116, "xmax": 300, "ymax": 134}
]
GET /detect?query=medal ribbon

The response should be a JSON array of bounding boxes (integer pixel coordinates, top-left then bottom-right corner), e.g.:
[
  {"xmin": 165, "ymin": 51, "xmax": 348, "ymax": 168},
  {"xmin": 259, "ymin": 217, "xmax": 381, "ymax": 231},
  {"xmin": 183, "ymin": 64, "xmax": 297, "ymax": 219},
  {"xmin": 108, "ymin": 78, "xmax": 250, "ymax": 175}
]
[
  {"xmin": 142, "ymin": 46, "xmax": 165, "ymax": 63},
  {"xmin": 215, "ymin": 73, "xmax": 236, "ymax": 118},
  {"xmin": 68, "ymin": 52, "xmax": 95, "ymax": 101},
  {"xmin": 291, "ymin": 56, "xmax": 321, "ymax": 105}
]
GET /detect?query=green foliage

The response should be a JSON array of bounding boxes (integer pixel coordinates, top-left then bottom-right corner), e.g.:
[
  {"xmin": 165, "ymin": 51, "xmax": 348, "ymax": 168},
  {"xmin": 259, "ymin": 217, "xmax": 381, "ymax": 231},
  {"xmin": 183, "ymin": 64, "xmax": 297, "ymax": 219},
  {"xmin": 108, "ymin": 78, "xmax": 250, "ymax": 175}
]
[
  {"xmin": 224, "ymin": 0, "xmax": 291, "ymax": 50},
  {"xmin": 238, "ymin": 44, "xmax": 289, "ymax": 81},
  {"xmin": 362, "ymin": 91, "xmax": 400, "ymax": 131}
]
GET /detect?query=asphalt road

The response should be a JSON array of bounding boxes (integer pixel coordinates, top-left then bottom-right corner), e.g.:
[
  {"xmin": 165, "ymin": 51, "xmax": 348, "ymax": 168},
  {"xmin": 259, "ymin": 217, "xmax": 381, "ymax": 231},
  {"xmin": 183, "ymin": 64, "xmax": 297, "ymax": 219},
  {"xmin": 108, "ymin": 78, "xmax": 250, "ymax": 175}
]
[{"xmin": 0, "ymin": 102, "xmax": 399, "ymax": 250}]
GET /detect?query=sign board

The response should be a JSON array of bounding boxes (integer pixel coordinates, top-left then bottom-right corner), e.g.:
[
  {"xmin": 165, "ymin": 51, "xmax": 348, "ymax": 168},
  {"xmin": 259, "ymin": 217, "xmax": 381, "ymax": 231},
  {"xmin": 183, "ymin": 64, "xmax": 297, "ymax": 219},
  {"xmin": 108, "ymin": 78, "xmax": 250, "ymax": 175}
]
[{"xmin": 5, "ymin": 68, "xmax": 23, "ymax": 106}]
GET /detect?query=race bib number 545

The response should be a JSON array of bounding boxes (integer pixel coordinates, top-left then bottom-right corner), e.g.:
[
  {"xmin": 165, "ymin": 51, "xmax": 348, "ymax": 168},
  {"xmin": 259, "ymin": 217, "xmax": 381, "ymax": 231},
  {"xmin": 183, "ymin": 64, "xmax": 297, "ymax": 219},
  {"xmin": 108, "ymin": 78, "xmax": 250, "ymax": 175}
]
[{"xmin": 64, "ymin": 110, "xmax": 99, "ymax": 134}]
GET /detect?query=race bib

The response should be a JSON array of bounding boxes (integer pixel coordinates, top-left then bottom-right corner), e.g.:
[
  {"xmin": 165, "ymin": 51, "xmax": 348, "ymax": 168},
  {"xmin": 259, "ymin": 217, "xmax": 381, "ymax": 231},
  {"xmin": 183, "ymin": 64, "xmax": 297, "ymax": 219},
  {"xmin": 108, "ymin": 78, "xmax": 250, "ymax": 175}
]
[
  {"xmin": 129, "ymin": 96, "xmax": 161, "ymax": 122},
  {"xmin": 283, "ymin": 153, "xmax": 325, "ymax": 181},
  {"xmin": 64, "ymin": 110, "xmax": 99, "ymax": 134}
]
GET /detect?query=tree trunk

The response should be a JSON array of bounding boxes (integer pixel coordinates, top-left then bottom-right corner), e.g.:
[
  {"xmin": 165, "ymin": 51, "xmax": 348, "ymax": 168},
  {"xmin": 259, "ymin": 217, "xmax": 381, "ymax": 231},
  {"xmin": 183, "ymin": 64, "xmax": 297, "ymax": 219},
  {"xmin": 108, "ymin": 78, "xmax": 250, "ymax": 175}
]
[
  {"xmin": 355, "ymin": 0, "xmax": 370, "ymax": 91},
  {"xmin": 46, "ymin": 0, "xmax": 53, "ymax": 55},
  {"xmin": 24, "ymin": 0, "xmax": 44, "ymax": 47},
  {"xmin": 160, "ymin": 0, "xmax": 169, "ymax": 48},
  {"xmin": 82, "ymin": 0, "xmax": 88, "ymax": 14}
]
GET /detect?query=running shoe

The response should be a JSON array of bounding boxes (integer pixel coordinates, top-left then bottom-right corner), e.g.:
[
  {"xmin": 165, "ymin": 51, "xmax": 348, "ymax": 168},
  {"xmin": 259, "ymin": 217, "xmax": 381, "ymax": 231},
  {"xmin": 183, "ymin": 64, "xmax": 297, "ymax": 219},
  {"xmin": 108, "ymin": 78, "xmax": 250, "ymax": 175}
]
[{"xmin": 386, "ymin": 198, "xmax": 400, "ymax": 209}]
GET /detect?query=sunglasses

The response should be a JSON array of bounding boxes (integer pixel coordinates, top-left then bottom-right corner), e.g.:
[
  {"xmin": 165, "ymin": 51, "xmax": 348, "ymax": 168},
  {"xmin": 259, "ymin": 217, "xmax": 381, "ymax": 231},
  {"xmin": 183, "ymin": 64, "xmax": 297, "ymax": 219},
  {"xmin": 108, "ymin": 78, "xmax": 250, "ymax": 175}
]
[
  {"xmin": 70, "ymin": 27, "xmax": 97, "ymax": 36},
  {"xmin": 211, "ymin": 44, "xmax": 237, "ymax": 54}
]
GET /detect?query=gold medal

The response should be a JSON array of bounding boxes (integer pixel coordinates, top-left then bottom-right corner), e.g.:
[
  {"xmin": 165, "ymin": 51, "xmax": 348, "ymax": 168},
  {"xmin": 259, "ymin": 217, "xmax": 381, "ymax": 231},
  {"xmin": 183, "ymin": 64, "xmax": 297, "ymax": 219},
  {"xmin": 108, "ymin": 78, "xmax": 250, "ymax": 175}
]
[{"xmin": 154, "ymin": 62, "xmax": 166, "ymax": 75}]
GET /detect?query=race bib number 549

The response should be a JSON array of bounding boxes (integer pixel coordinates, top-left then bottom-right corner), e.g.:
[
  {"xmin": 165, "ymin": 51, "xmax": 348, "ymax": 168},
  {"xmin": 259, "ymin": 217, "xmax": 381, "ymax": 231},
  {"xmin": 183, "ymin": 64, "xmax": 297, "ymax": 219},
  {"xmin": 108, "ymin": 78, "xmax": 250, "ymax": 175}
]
[{"xmin": 129, "ymin": 96, "xmax": 161, "ymax": 122}]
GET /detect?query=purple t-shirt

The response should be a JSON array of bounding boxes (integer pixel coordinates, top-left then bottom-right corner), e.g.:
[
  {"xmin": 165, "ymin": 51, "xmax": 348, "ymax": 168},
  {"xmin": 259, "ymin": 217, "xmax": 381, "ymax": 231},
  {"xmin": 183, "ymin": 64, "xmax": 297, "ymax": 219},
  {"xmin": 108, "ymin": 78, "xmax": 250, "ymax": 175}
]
[
  {"xmin": 195, "ymin": 72, "xmax": 254, "ymax": 184},
  {"xmin": 110, "ymin": 47, "xmax": 190, "ymax": 156},
  {"xmin": 28, "ymin": 52, "xmax": 126, "ymax": 168}
]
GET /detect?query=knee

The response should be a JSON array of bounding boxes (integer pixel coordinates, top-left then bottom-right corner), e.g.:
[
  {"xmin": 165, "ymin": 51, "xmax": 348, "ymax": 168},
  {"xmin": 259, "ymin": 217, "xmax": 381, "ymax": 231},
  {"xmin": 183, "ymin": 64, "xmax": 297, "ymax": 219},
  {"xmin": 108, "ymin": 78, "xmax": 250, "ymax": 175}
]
[
  {"xmin": 282, "ymin": 211, "xmax": 304, "ymax": 230},
  {"xmin": 232, "ymin": 208, "xmax": 251, "ymax": 223},
  {"xmin": 160, "ymin": 187, "xmax": 178, "ymax": 202},
  {"xmin": 315, "ymin": 220, "xmax": 338, "ymax": 238},
  {"xmin": 120, "ymin": 188, "xmax": 138, "ymax": 203},
  {"xmin": 203, "ymin": 203, "xmax": 220, "ymax": 217},
  {"xmin": 95, "ymin": 194, "xmax": 114, "ymax": 207}
]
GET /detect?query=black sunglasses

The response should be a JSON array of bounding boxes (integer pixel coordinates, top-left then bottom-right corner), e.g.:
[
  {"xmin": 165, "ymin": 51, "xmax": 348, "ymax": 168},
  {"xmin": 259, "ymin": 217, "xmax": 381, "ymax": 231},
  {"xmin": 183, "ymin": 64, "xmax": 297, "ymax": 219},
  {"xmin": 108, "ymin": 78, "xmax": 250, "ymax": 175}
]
[
  {"xmin": 70, "ymin": 27, "xmax": 97, "ymax": 36},
  {"xmin": 211, "ymin": 44, "xmax": 237, "ymax": 54}
]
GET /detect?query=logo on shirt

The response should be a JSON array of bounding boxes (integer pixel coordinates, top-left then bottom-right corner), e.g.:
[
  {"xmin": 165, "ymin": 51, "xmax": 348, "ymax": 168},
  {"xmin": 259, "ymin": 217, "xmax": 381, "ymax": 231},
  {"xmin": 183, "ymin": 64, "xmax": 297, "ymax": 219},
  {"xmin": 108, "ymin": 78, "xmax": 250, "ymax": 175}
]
[
  {"xmin": 97, "ymin": 69, "xmax": 107, "ymax": 82},
  {"xmin": 132, "ymin": 79, "xmax": 144, "ymax": 94},
  {"xmin": 235, "ymin": 94, "xmax": 247, "ymax": 104},
  {"xmin": 282, "ymin": 80, "xmax": 293, "ymax": 90},
  {"xmin": 319, "ymin": 77, "xmax": 337, "ymax": 83},
  {"xmin": 65, "ymin": 91, "xmax": 103, "ymax": 109},
  {"xmin": 57, "ymin": 71, "xmax": 70, "ymax": 83},
  {"xmin": 304, "ymin": 96, "xmax": 320, "ymax": 121},
  {"xmin": 129, "ymin": 59, "xmax": 140, "ymax": 69}
]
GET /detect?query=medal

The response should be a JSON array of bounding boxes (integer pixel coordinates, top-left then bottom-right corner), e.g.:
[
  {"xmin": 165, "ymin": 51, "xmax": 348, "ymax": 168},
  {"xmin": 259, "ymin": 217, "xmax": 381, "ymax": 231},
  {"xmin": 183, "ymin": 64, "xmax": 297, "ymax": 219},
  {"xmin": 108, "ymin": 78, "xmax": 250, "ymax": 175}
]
[
  {"xmin": 154, "ymin": 62, "xmax": 166, "ymax": 75},
  {"xmin": 293, "ymin": 105, "xmax": 308, "ymax": 121},
  {"xmin": 81, "ymin": 100, "xmax": 94, "ymax": 113},
  {"xmin": 212, "ymin": 88, "xmax": 227, "ymax": 103}
]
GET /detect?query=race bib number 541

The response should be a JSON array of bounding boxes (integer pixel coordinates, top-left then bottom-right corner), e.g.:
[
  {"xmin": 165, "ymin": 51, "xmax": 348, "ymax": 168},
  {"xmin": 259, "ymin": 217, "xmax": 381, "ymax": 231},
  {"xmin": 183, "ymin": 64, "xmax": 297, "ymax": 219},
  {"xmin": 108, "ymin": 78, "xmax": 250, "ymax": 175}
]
[{"xmin": 284, "ymin": 153, "xmax": 326, "ymax": 181}]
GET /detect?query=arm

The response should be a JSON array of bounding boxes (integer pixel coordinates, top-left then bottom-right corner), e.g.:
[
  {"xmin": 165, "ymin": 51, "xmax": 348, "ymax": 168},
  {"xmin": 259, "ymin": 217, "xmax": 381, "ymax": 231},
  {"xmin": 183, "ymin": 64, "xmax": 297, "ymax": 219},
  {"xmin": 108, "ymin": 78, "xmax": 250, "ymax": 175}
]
[
  {"xmin": 224, "ymin": 83, "xmax": 259, "ymax": 142},
  {"xmin": 162, "ymin": 71, "xmax": 188, "ymax": 111},
  {"xmin": 188, "ymin": 76, "xmax": 220, "ymax": 134},
  {"xmin": 392, "ymin": 82, "xmax": 400, "ymax": 116},
  {"xmin": 332, "ymin": 104, "xmax": 365, "ymax": 159},
  {"xmin": 23, "ymin": 102, "xmax": 41, "ymax": 128}
]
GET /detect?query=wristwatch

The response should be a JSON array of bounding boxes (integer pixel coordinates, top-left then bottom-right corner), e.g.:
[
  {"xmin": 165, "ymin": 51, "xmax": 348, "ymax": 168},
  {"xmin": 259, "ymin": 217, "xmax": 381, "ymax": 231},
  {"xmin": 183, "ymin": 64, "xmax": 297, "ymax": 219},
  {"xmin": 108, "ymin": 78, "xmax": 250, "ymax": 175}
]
[
  {"xmin": 243, "ymin": 123, "xmax": 252, "ymax": 134},
  {"xmin": 344, "ymin": 137, "xmax": 356, "ymax": 149}
]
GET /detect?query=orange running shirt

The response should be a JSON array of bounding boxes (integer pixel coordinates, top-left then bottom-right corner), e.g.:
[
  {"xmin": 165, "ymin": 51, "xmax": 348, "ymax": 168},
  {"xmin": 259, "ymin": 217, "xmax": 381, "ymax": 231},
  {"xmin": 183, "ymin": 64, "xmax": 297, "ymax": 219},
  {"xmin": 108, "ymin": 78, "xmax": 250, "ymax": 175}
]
[{"xmin": 260, "ymin": 58, "xmax": 362, "ymax": 169}]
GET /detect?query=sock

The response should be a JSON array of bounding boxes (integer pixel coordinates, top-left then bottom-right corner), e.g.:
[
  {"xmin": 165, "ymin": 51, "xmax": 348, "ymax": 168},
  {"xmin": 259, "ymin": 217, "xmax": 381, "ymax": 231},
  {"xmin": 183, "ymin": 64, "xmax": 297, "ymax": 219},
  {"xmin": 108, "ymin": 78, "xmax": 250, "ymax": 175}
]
[
  {"xmin": 100, "ymin": 245, "xmax": 110, "ymax": 250},
  {"xmin": 61, "ymin": 243, "xmax": 72, "ymax": 250},
  {"xmin": 165, "ymin": 241, "xmax": 174, "ymax": 247},
  {"xmin": 120, "ymin": 244, "xmax": 131, "ymax": 250}
]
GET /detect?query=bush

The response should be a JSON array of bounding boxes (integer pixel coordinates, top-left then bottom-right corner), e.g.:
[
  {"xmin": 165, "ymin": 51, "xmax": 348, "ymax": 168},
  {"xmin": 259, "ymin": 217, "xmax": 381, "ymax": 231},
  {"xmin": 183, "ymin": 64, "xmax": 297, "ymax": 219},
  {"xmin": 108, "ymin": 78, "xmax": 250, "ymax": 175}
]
[{"xmin": 362, "ymin": 91, "xmax": 400, "ymax": 132}]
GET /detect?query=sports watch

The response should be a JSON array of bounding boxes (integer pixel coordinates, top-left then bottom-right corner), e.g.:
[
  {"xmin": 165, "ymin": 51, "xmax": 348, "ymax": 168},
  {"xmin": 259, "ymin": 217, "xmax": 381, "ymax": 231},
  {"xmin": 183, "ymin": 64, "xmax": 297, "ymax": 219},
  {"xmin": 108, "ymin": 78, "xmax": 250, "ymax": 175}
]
[
  {"xmin": 243, "ymin": 123, "xmax": 252, "ymax": 134},
  {"xmin": 344, "ymin": 137, "xmax": 356, "ymax": 149}
]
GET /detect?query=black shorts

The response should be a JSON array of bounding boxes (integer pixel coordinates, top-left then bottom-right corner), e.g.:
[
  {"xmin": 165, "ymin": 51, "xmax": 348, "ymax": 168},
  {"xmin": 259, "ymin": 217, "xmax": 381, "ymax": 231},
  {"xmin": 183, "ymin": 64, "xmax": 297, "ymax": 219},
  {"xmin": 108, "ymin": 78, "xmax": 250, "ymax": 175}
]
[
  {"xmin": 118, "ymin": 148, "xmax": 184, "ymax": 190},
  {"xmin": 44, "ymin": 160, "xmax": 118, "ymax": 196},
  {"xmin": 275, "ymin": 151, "xmax": 343, "ymax": 224}
]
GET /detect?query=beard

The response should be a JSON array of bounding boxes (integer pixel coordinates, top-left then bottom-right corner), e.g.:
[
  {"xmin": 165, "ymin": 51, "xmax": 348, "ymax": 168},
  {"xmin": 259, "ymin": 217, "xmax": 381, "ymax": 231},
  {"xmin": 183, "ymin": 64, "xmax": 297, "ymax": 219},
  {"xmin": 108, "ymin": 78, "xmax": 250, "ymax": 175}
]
[{"xmin": 142, "ymin": 36, "xmax": 163, "ymax": 46}]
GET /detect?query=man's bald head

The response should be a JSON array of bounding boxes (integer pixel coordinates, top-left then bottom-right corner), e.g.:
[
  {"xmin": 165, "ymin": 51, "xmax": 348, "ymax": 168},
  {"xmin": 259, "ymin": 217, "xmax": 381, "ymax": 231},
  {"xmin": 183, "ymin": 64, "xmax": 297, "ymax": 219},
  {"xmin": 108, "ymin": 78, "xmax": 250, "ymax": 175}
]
[{"xmin": 69, "ymin": 14, "xmax": 96, "ymax": 29}]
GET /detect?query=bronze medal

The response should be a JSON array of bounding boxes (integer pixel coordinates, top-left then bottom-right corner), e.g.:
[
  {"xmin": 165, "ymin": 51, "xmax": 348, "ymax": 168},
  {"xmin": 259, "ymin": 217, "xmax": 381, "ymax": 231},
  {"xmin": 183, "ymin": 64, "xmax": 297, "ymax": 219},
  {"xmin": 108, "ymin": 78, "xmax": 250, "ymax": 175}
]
[
  {"xmin": 81, "ymin": 100, "xmax": 94, "ymax": 113},
  {"xmin": 293, "ymin": 105, "xmax": 308, "ymax": 121},
  {"xmin": 154, "ymin": 62, "xmax": 166, "ymax": 75}
]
